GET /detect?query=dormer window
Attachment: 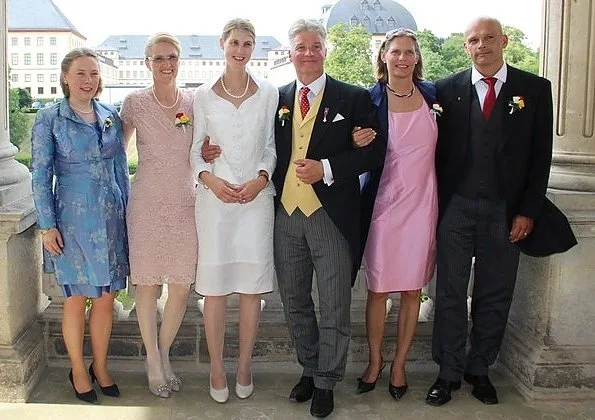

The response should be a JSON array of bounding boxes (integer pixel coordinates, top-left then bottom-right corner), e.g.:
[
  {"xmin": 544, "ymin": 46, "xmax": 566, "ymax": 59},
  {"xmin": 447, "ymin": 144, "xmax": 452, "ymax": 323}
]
[
  {"xmin": 360, "ymin": 0, "xmax": 369, "ymax": 11},
  {"xmin": 373, "ymin": 0, "xmax": 381, "ymax": 10},
  {"xmin": 376, "ymin": 16, "xmax": 384, "ymax": 30},
  {"xmin": 362, "ymin": 15, "xmax": 371, "ymax": 28},
  {"xmin": 350, "ymin": 16, "xmax": 359, "ymax": 26},
  {"xmin": 387, "ymin": 16, "xmax": 396, "ymax": 30}
]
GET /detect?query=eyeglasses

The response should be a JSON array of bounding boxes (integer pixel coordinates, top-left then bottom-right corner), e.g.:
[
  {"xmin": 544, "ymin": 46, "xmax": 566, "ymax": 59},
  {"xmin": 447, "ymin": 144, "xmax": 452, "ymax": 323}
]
[
  {"xmin": 147, "ymin": 55, "xmax": 179, "ymax": 64},
  {"xmin": 385, "ymin": 28, "xmax": 416, "ymax": 39}
]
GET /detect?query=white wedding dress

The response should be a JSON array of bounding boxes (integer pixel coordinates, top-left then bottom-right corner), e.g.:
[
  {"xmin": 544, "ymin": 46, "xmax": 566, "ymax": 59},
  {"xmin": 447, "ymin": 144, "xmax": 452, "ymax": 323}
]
[{"xmin": 190, "ymin": 74, "xmax": 278, "ymax": 296}]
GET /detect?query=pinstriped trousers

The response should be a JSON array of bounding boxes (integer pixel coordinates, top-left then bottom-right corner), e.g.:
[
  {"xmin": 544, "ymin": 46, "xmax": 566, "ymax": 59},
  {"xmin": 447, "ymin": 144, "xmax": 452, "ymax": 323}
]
[
  {"xmin": 432, "ymin": 194, "xmax": 520, "ymax": 381},
  {"xmin": 274, "ymin": 206, "xmax": 352, "ymax": 390}
]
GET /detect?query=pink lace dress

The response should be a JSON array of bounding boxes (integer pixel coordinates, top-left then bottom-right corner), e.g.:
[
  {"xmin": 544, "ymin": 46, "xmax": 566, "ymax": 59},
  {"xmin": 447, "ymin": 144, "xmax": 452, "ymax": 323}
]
[{"xmin": 120, "ymin": 88, "xmax": 197, "ymax": 285}]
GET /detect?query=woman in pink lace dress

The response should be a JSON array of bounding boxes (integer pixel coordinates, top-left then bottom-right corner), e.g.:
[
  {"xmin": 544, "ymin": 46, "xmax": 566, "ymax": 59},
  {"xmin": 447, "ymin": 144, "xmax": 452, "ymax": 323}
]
[{"xmin": 120, "ymin": 33, "xmax": 197, "ymax": 398}]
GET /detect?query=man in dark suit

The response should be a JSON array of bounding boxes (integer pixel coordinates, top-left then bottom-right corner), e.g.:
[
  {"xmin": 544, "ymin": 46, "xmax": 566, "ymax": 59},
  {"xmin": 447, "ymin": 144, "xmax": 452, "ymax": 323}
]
[
  {"xmin": 273, "ymin": 19, "xmax": 386, "ymax": 418},
  {"xmin": 426, "ymin": 17, "xmax": 553, "ymax": 406}
]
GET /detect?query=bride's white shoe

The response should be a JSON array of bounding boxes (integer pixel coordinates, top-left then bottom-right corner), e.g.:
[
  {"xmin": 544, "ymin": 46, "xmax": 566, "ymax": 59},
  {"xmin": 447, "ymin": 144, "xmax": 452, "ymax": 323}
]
[
  {"xmin": 209, "ymin": 374, "xmax": 229, "ymax": 403},
  {"xmin": 235, "ymin": 373, "xmax": 254, "ymax": 399}
]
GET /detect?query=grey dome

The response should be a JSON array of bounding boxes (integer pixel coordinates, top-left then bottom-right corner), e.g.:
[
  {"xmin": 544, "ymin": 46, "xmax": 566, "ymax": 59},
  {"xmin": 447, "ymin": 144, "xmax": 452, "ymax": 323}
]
[{"xmin": 323, "ymin": 0, "xmax": 417, "ymax": 34}]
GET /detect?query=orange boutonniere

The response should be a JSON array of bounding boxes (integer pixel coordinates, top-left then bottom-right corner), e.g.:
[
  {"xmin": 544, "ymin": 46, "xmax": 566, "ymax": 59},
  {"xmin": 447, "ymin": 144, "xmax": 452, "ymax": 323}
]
[
  {"xmin": 175, "ymin": 112, "xmax": 192, "ymax": 132},
  {"xmin": 277, "ymin": 106, "xmax": 291, "ymax": 127},
  {"xmin": 508, "ymin": 96, "xmax": 525, "ymax": 114}
]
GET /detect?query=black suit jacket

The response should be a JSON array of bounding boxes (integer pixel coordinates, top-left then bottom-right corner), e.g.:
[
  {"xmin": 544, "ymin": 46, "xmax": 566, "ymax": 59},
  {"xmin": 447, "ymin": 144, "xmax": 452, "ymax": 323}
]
[
  {"xmin": 435, "ymin": 65, "xmax": 553, "ymax": 223},
  {"xmin": 273, "ymin": 75, "xmax": 387, "ymax": 283}
]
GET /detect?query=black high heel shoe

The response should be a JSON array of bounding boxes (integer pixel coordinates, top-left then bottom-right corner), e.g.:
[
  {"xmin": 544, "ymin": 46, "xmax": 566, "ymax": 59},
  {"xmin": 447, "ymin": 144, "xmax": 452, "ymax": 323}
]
[
  {"xmin": 69, "ymin": 369, "xmax": 98, "ymax": 404},
  {"xmin": 89, "ymin": 363, "xmax": 120, "ymax": 397},
  {"xmin": 388, "ymin": 363, "xmax": 408, "ymax": 400},
  {"xmin": 356, "ymin": 362, "xmax": 386, "ymax": 394}
]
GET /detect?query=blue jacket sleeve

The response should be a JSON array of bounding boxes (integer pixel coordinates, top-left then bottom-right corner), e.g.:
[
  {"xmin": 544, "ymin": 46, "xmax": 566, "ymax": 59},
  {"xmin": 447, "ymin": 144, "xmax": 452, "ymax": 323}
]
[
  {"xmin": 112, "ymin": 111, "xmax": 130, "ymax": 207},
  {"xmin": 31, "ymin": 109, "xmax": 57, "ymax": 229}
]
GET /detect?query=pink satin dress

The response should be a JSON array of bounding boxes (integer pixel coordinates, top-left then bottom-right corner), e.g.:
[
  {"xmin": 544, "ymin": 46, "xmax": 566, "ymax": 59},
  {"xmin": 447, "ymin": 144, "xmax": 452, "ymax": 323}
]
[{"xmin": 364, "ymin": 102, "xmax": 438, "ymax": 293}]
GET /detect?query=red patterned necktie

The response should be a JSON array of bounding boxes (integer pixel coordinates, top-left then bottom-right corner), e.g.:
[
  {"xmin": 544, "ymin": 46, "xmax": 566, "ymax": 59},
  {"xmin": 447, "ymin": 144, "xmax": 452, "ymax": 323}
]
[
  {"xmin": 300, "ymin": 86, "xmax": 310, "ymax": 118},
  {"xmin": 482, "ymin": 77, "xmax": 497, "ymax": 119}
]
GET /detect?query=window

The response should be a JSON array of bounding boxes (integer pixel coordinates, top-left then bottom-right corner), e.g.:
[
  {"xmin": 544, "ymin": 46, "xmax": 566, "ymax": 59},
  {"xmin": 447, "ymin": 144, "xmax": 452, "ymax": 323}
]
[
  {"xmin": 11, "ymin": 53, "xmax": 18, "ymax": 65},
  {"xmin": 37, "ymin": 74, "xmax": 44, "ymax": 82},
  {"xmin": 119, "ymin": 71, "xmax": 124, "ymax": 78},
  {"xmin": 215, "ymin": 61, "xmax": 219, "ymax": 66},
  {"xmin": 50, "ymin": 74, "xmax": 57, "ymax": 82},
  {"xmin": 50, "ymin": 53, "xmax": 57, "ymax": 65},
  {"xmin": 51, "ymin": 87, "xmax": 57, "ymax": 94},
  {"xmin": 25, "ymin": 74, "xmax": 31, "ymax": 82},
  {"xmin": 11, "ymin": 37, "xmax": 17, "ymax": 46},
  {"xmin": 37, "ymin": 53, "xmax": 44, "ymax": 65},
  {"xmin": 25, "ymin": 87, "xmax": 31, "ymax": 93},
  {"xmin": 133, "ymin": 71, "xmax": 137, "ymax": 78},
  {"xmin": 11, "ymin": 74, "xmax": 18, "ymax": 82},
  {"xmin": 140, "ymin": 70, "xmax": 144, "ymax": 79},
  {"xmin": 126, "ymin": 61, "xmax": 130, "ymax": 66},
  {"xmin": 38, "ymin": 87, "xmax": 44, "ymax": 95},
  {"xmin": 50, "ymin": 37, "xmax": 56, "ymax": 46},
  {"xmin": 24, "ymin": 53, "xmax": 31, "ymax": 65},
  {"xmin": 37, "ymin": 37, "xmax": 43, "ymax": 46},
  {"xmin": 24, "ymin": 37, "xmax": 30, "ymax": 46},
  {"xmin": 181, "ymin": 71, "xmax": 185, "ymax": 78},
  {"xmin": 126, "ymin": 71, "xmax": 130, "ymax": 78}
]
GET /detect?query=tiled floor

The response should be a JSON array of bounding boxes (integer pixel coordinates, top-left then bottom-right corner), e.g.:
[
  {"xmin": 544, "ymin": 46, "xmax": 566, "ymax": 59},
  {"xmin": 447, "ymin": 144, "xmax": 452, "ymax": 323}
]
[{"xmin": 1, "ymin": 363, "xmax": 594, "ymax": 419}]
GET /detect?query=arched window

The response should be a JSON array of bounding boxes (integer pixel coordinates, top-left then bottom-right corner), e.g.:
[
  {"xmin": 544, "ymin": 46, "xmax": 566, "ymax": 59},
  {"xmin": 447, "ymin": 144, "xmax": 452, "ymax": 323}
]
[
  {"xmin": 387, "ymin": 16, "xmax": 396, "ymax": 30},
  {"xmin": 375, "ymin": 16, "xmax": 384, "ymax": 31},
  {"xmin": 362, "ymin": 15, "xmax": 371, "ymax": 30},
  {"xmin": 373, "ymin": 0, "xmax": 382, "ymax": 10},
  {"xmin": 350, "ymin": 16, "xmax": 359, "ymax": 27},
  {"xmin": 360, "ymin": 0, "xmax": 369, "ymax": 11}
]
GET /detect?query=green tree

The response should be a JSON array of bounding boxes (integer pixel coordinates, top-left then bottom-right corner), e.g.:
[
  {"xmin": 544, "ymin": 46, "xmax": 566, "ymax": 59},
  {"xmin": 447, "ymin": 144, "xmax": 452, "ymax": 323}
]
[
  {"xmin": 9, "ymin": 88, "xmax": 29, "ymax": 149},
  {"xmin": 17, "ymin": 88, "xmax": 33, "ymax": 108},
  {"xmin": 502, "ymin": 25, "xmax": 539, "ymax": 74},
  {"xmin": 417, "ymin": 29, "xmax": 450, "ymax": 81},
  {"xmin": 326, "ymin": 23, "xmax": 375, "ymax": 87},
  {"xmin": 441, "ymin": 33, "xmax": 471, "ymax": 74}
]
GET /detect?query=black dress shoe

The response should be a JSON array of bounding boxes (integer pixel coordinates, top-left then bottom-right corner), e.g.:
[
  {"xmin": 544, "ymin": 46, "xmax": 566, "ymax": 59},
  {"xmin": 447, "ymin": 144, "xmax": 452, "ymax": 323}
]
[
  {"xmin": 464, "ymin": 374, "xmax": 498, "ymax": 404},
  {"xmin": 425, "ymin": 377, "xmax": 461, "ymax": 406},
  {"xmin": 69, "ymin": 369, "xmax": 98, "ymax": 404},
  {"xmin": 289, "ymin": 376, "xmax": 314, "ymax": 403},
  {"xmin": 356, "ymin": 362, "xmax": 385, "ymax": 394},
  {"xmin": 310, "ymin": 388, "xmax": 334, "ymax": 418},
  {"xmin": 89, "ymin": 363, "xmax": 120, "ymax": 397}
]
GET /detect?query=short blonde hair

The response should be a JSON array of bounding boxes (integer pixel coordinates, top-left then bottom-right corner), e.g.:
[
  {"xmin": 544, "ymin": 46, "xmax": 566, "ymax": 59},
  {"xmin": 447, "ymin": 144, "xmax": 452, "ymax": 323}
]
[
  {"xmin": 144, "ymin": 32, "xmax": 181, "ymax": 58},
  {"xmin": 221, "ymin": 18, "xmax": 255, "ymax": 41},
  {"xmin": 60, "ymin": 48, "xmax": 103, "ymax": 98},
  {"xmin": 288, "ymin": 19, "xmax": 327, "ymax": 49}
]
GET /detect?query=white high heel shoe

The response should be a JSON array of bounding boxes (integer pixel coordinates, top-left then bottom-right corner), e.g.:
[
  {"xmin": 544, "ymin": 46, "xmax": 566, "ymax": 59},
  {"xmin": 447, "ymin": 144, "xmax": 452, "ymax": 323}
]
[
  {"xmin": 209, "ymin": 374, "xmax": 229, "ymax": 403},
  {"xmin": 235, "ymin": 373, "xmax": 254, "ymax": 399}
]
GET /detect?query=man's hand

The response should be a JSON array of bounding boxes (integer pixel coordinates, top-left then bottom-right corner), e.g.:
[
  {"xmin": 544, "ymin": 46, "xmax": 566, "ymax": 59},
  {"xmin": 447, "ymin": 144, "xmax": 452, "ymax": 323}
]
[
  {"xmin": 201, "ymin": 172, "xmax": 241, "ymax": 203},
  {"xmin": 294, "ymin": 159, "xmax": 324, "ymax": 184},
  {"xmin": 509, "ymin": 215, "xmax": 535, "ymax": 243},
  {"xmin": 201, "ymin": 137, "xmax": 221, "ymax": 163},
  {"xmin": 352, "ymin": 126, "xmax": 376, "ymax": 148},
  {"xmin": 42, "ymin": 228, "xmax": 64, "ymax": 256}
]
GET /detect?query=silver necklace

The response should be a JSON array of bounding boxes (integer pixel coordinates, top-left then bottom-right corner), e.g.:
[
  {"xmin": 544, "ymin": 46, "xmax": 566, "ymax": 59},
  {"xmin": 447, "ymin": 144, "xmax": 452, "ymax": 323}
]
[
  {"xmin": 69, "ymin": 102, "xmax": 94, "ymax": 114},
  {"xmin": 386, "ymin": 83, "xmax": 416, "ymax": 98},
  {"xmin": 152, "ymin": 85, "xmax": 179, "ymax": 109},
  {"xmin": 220, "ymin": 73, "xmax": 250, "ymax": 99}
]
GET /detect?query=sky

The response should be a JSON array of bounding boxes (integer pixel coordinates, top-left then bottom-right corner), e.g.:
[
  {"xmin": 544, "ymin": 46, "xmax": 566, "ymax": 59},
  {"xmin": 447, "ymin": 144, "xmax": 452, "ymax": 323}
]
[{"xmin": 52, "ymin": 0, "xmax": 544, "ymax": 48}]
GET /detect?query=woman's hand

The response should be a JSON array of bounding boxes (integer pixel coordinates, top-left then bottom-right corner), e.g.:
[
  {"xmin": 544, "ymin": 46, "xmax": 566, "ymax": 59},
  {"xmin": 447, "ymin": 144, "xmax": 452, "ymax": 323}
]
[
  {"xmin": 201, "ymin": 172, "xmax": 241, "ymax": 203},
  {"xmin": 352, "ymin": 126, "xmax": 376, "ymax": 148},
  {"xmin": 236, "ymin": 175, "xmax": 268, "ymax": 204},
  {"xmin": 42, "ymin": 228, "xmax": 64, "ymax": 256},
  {"xmin": 201, "ymin": 137, "xmax": 222, "ymax": 163}
]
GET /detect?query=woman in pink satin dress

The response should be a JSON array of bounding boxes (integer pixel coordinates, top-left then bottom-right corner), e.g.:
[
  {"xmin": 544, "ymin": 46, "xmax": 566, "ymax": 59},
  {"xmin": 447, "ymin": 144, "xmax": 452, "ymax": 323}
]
[{"xmin": 356, "ymin": 28, "xmax": 438, "ymax": 401}]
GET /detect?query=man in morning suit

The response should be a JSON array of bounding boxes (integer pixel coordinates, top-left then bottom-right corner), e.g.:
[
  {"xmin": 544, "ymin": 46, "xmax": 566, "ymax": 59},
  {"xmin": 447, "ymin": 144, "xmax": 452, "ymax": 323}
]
[
  {"xmin": 426, "ymin": 17, "xmax": 553, "ymax": 406},
  {"xmin": 273, "ymin": 19, "xmax": 386, "ymax": 418}
]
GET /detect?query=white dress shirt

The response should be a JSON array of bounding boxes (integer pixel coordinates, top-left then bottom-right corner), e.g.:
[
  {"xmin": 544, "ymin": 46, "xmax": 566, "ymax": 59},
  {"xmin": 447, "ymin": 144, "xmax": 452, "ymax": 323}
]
[
  {"xmin": 297, "ymin": 73, "xmax": 334, "ymax": 186},
  {"xmin": 471, "ymin": 62, "xmax": 508, "ymax": 108}
]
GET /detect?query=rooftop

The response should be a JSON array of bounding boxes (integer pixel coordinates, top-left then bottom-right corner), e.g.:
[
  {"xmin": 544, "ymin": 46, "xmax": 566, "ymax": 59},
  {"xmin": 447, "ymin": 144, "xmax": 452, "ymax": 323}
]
[
  {"xmin": 323, "ymin": 0, "xmax": 417, "ymax": 34},
  {"xmin": 7, "ymin": 0, "xmax": 85, "ymax": 39},
  {"xmin": 96, "ymin": 35, "xmax": 282, "ymax": 60}
]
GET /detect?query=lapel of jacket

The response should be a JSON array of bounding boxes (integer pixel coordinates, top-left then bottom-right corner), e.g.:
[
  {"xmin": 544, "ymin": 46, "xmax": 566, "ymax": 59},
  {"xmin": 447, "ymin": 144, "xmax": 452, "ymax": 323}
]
[
  {"xmin": 370, "ymin": 82, "xmax": 388, "ymax": 142},
  {"xmin": 452, "ymin": 69, "xmax": 473, "ymax": 155},
  {"xmin": 308, "ymin": 75, "xmax": 344, "ymax": 153},
  {"xmin": 277, "ymin": 82, "xmax": 297, "ymax": 167},
  {"xmin": 498, "ymin": 65, "xmax": 522, "ymax": 151}
]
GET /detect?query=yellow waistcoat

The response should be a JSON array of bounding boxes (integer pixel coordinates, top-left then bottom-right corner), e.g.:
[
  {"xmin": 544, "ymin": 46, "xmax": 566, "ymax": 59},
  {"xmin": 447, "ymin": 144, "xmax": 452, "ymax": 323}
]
[{"xmin": 280, "ymin": 88, "xmax": 325, "ymax": 217}]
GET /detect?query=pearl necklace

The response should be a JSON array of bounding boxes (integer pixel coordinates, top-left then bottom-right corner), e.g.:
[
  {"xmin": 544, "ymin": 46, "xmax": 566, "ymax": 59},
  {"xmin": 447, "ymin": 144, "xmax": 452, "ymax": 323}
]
[
  {"xmin": 69, "ymin": 102, "xmax": 94, "ymax": 114},
  {"xmin": 220, "ymin": 73, "xmax": 250, "ymax": 99},
  {"xmin": 152, "ymin": 85, "xmax": 179, "ymax": 109},
  {"xmin": 386, "ymin": 83, "xmax": 416, "ymax": 98}
]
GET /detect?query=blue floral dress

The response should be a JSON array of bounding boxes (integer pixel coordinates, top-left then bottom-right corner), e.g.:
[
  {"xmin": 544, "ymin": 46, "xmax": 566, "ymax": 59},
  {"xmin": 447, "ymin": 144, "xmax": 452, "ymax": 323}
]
[{"xmin": 31, "ymin": 99, "xmax": 130, "ymax": 298}]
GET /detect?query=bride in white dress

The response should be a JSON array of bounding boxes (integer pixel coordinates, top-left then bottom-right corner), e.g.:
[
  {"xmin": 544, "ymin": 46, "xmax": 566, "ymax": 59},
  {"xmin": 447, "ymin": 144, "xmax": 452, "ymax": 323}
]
[{"xmin": 190, "ymin": 18, "xmax": 278, "ymax": 403}]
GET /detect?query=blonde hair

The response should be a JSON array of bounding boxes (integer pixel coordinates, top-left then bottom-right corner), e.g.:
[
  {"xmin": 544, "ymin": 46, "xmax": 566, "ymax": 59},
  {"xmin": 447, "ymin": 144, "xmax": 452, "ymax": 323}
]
[
  {"xmin": 60, "ymin": 48, "xmax": 103, "ymax": 98},
  {"xmin": 221, "ymin": 18, "xmax": 255, "ymax": 41},
  {"xmin": 144, "ymin": 32, "xmax": 181, "ymax": 58},
  {"xmin": 375, "ymin": 28, "xmax": 424, "ymax": 84}
]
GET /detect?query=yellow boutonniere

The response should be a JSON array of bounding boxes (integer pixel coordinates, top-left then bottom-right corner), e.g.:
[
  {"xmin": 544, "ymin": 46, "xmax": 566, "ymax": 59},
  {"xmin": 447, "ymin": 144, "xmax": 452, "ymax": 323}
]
[
  {"xmin": 278, "ymin": 106, "xmax": 291, "ymax": 127},
  {"xmin": 508, "ymin": 96, "xmax": 525, "ymax": 114},
  {"xmin": 175, "ymin": 112, "xmax": 192, "ymax": 132}
]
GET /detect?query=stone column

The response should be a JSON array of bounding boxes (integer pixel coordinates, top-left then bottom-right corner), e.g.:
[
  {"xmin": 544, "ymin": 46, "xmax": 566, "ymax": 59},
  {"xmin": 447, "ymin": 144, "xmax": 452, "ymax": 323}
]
[
  {"xmin": 499, "ymin": 0, "xmax": 595, "ymax": 400},
  {"xmin": 0, "ymin": 0, "xmax": 44, "ymax": 402}
]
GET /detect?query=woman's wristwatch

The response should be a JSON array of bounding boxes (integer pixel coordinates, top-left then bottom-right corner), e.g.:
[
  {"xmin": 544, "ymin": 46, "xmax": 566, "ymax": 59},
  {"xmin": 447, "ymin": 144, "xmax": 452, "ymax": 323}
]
[
  {"xmin": 39, "ymin": 228, "xmax": 51, "ymax": 235},
  {"xmin": 258, "ymin": 170, "xmax": 269, "ymax": 185}
]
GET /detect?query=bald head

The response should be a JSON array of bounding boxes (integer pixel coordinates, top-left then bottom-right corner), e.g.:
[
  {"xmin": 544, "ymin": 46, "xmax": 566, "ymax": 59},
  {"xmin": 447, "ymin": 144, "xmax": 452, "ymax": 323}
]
[{"xmin": 465, "ymin": 17, "xmax": 503, "ymax": 38}]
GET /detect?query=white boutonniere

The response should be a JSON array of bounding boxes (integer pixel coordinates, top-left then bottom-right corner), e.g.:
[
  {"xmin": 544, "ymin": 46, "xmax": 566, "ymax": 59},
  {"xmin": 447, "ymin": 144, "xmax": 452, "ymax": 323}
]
[
  {"xmin": 508, "ymin": 96, "xmax": 525, "ymax": 114},
  {"xmin": 278, "ymin": 105, "xmax": 290, "ymax": 127},
  {"xmin": 430, "ymin": 103, "xmax": 443, "ymax": 120},
  {"xmin": 103, "ymin": 117, "xmax": 113, "ymax": 132}
]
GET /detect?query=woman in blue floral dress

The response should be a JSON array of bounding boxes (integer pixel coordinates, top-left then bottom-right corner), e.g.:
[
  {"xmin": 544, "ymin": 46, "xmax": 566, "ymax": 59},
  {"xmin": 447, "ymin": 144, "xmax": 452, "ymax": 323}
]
[{"xmin": 31, "ymin": 48, "xmax": 129, "ymax": 404}]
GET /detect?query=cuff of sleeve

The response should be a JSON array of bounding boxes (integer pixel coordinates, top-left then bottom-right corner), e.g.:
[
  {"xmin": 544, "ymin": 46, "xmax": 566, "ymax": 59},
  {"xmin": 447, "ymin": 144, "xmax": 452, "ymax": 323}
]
[{"xmin": 322, "ymin": 159, "xmax": 334, "ymax": 186}]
